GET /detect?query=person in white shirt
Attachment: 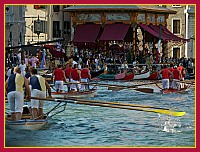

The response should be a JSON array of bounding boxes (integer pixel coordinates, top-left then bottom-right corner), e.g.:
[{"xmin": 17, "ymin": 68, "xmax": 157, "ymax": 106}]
[
  {"xmin": 17, "ymin": 51, "xmax": 21, "ymax": 63},
  {"xmin": 121, "ymin": 60, "xmax": 128, "ymax": 73},
  {"xmin": 19, "ymin": 60, "xmax": 26, "ymax": 76}
]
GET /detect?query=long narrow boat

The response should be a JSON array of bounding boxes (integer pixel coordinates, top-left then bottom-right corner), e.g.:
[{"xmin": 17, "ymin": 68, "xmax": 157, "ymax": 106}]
[
  {"xmin": 133, "ymin": 71, "xmax": 150, "ymax": 80},
  {"xmin": 97, "ymin": 72, "xmax": 125, "ymax": 80},
  {"xmin": 155, "ymin": 82, "xmax": 192, "ymax": 94},
  {"xmin": 6, "ymin": 102, "xmax": 67, "ymax": 130},
  {"xmin": 51, "ymin": 87, "xmax": 97, "ymax": 98},
  {"xmin": 161, "ymin": 87, "xmax": 189, "ymax": 94},
  {"xmin": 123, "ymin": 73, "xmax": 134, "ymax": 80},
  {"xmin": 6, "ymin": 117, "xmax": 48, "ymax": 130},
  {"xmin": 148, "ymin": 72, "xmax": 159, "ymax": 80},
  {"xmin": 6, "ymin": 112, "xmax": 48, "ymax": 130}
]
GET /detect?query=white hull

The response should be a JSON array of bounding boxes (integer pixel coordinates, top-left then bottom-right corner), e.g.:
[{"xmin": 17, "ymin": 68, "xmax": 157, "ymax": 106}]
[{"xmin": 133, "ymin": 71, "xmax": 150, "ymax": 80}]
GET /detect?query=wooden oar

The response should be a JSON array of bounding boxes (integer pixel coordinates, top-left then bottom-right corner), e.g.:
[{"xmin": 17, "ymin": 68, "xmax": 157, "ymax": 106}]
[
  {"xmin": 108, "ymin": 86, "xmax": 154, "ymax": 93},
  {"xmin": 30, "ymin": 97, "xmax": 186, "ymax": 117},
  {"xmin": 49, "ymin": 97, "xmax": 170, "ymax": 110}
]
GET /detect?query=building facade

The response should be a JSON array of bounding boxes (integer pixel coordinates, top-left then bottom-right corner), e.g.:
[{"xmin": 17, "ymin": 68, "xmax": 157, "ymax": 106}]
[
  {"xmin": 166, "ymin": 5, "xmax": 195, "ymax": 58},
  {"xmin": 5, "ymin": 5, "xmax": 195, "ymax": 59},
  {"xmin": 5, "ymin": 5, "xmax": 26, "ymax": 47}
]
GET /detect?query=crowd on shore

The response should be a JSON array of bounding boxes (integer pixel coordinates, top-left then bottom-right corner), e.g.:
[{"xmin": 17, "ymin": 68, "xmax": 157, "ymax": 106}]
[{"xmin": 5, "ymin": 47, "xmax": 195, "ymax": 79}]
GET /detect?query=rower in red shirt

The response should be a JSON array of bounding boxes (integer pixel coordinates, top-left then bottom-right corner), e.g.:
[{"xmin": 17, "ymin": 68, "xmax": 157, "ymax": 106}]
[
  {"xmin": 65, "ymin": 63, "xmax": 73, "ymax": 92},
  {"xmin": 158, "ymin": 65, "xmax": 173, "ymax": 90},
  {"xmin": 168, "ymin": 63, "xmax": 174, "ymax": 88},
  {"xmin": 52, "ymin": 64, "xmax": 67, "ymax": 92},
  {"xmin": 81, "ymin": 64, "xmax": 91, "ymax": 91},
  {"xmin": 177, "ymin": 63, "xmax": 186, "ymax": 88},
  {"xmin": 70, "ymin": 64, "xmax": 81, "ymax": 92},
  {"xmin": 172, "ymin": 65, "xmax": 182, "ymax": 90}
]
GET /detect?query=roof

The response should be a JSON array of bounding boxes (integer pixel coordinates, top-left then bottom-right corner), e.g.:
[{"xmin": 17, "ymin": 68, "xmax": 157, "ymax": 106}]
[{"xmin": 64, "ymin": 5, "xmax": 177, "ymax": 14}]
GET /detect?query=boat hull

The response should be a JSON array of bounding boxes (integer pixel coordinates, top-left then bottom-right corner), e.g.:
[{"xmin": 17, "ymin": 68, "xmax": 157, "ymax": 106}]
[
  {"xmin": 97, "ymin": 72, "xmax": 125, "ymax": 80},
  {"xmin": 134, "ymin": 71, "xmax": 150, "ymax": 80},
  {"xmin": 51, "ymin": 88, "xmax": 97, "ymax": 98},
  {"xmin": 6, "ymin": 119, "xmax": 47, "ymax": 130},
  {"xmin": 161, "ymin": 88, "xmax": 188, "ymax": 94},
  {"xmin": 148, "ymin": 72, "xmax": 159, "ymax": 80},
  {"xmin": 123, "ymin": 73, "xmax": 134, "ymax": 80}
]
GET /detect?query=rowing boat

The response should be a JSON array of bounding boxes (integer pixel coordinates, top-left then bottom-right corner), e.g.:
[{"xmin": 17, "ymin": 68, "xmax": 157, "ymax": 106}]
[
  {"xmin": 6, "ymin": 102, "xmax": 68, "ymax": 130},
  {"xmin": 133, "ymin": 71, "xmax": 150, "ymax": 80},
  {"xmin": 148, "ymin": 72, "xmax": 159, "ymax": 80},
  {"xmin": 97, "ymin": 72, "xmax": 126, "ymax": 80},
  {"xmin": 97, "ymin": 72, "xmax": 134, "ymax": 80},
  {"xmin": 6, "ymin": 116, "xmax": 48, "ymax": 130},
  {"xmin": 6, "ymin": 108, "xmax": 48, "ymax": 130},
  {"xmin": 123, "ymin": 73, "xmax": 134, "ymax": 80},
  {"xmin": 155, "ymin": 82, "xmax": 191, "ymax": 94},
  {"xmin": 51, "ymin": 87, "xmax": 97, "ymax": 98},
  {"xmin": 161, "ymin": 87, "xmax": 188, "ymax": 94}
]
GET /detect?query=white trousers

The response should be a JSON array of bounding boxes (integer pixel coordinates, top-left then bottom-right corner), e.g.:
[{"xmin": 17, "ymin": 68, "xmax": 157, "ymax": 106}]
[
  {"xmin": 172, "ymin": 79, "xmax": 180, "ymax": 90},
  {"xmin": 7, "ymin": 91, "xmax": 24, "ymax": 113},
  {"xmin": 70, "ymin": 79, "xmax": 80, "ymax": 91},
  {"xmin": 55, "ymin": 80, "xmax": 64, "ymax": 91},
  {"xmin": 162, "ymin": 79, "xmax": 169, "ymax": 89},
  {"xmin": 80, "ymin": 78, "xmax": 89, "ymax": 91},
  {"xmin": 31, "ymin": 89, "xmax": 46, "ymax": 108}
]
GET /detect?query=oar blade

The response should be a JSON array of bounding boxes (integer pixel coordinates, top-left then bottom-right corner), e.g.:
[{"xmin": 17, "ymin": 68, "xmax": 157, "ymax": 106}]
[
  {"xmin": 150, "ymin": 109, "xmax": 186, "ymax": 117},
  {"xmin": 108, "ymin": 86, "xmax": 124, "ymax": 91},
  {"xmin": 133, "ymin": 88, "xmax": 154, "ymax": 93}
]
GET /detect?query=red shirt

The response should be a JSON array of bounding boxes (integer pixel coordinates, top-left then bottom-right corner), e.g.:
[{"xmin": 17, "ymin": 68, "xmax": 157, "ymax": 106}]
[
  {"xmin": 177, "ymin": 66, "xmax": 185, "ymax": 77},
  {"xmin": 168, "ymin": 67, "xmax": 174, "ymax": 73},
  {"xmin": 81, "ymin": 68, "xmax": 89, "ymax": 79},
  {"xmin": 173, "ymin": 69, "xmax": 180, "ymax": 80},
  {"xmin": 161, "ymin": 68, "xmax": 170, "ymax": 79},
  {"xmin": 71, "ymin": 68, "xmax": 80, "ymax": 81},
  {"xmin": 54, "ymin": 68, "xmax": 64, "ymax": 81},
  {"xmin": 65, "ymin": 67, "xmax": 72, "ymax": 78}
]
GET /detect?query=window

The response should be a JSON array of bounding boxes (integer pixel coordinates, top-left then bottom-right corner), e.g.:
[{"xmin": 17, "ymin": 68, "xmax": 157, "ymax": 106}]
[
  {"xmin": 53, "ymin": 5, "xmax": 60, "ymax": 12},
  {"xmin": 53, "ymin": 21, "xmax": 60, "ymax": 37},
  {"xmin": 172, "ymin": 19, "xmax": 180, "ymax": 34},
  {"xmin": 64, "ymin": 21, "xmax": 70, "ymax": 34},
  {"xmin": 172, "ymin": 5, "xmax": 181, "ymax": 7},
  {"xmin": 19, "ymin": 6, "xmax": 24, "ymax": 21},
  {"xmin": 33, "ymin": 5, "xmax": 46, "ymax": 9}
]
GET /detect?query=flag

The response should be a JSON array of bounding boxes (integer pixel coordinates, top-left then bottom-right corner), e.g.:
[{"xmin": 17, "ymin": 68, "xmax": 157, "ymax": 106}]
[
  {"xmin": 156, "ymin": 40, "xmax": 161, "ymax": 63},
  {"xmin": 40, "ymin": 49, "xmax": 46, "ymax": 68}
]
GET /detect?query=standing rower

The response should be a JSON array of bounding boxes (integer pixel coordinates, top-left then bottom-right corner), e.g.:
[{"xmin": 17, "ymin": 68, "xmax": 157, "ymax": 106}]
[
  {"xmin": 177, "ymin": 63, "xmax": 186, "ymax": 88},
  {"xmin": 52, "ymin": 64, "xmax": 67, "ymax": 92},
  {"xmin": 81, "ymin": 64, "xmax": 91, "ymax": 91},
  {"xmin": 171, "ymin": 65, "xmax": 182, "ymax": 90},
  {"xmin": 5, "ymin": 67, "xmax": 31, "ymax": 121},
  {"xmin": 70, "ymin": 64, "xmax": 81, "ymax": 92},
  {"xmin": 29, "ymin": 68, "xmax": 52, "ymax": 119},
  {"xmin": 65, "ymin": 62, "xmax": 73, "ymax": 92},
  {"xmin": 158, "ymin": 65, "xmax": 173, "ymax": 90}
]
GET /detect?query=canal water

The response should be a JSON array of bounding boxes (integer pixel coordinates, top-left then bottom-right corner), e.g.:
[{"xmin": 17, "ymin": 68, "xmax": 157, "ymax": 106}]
[{"xmin": 5, "ymin": 80, "xmax": 195, "ymax": 147}]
